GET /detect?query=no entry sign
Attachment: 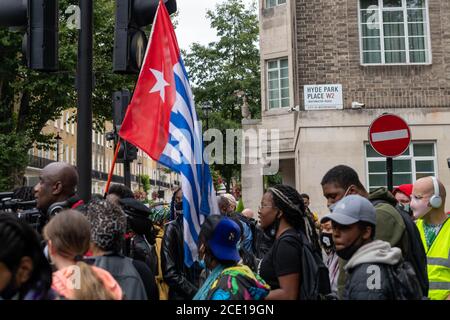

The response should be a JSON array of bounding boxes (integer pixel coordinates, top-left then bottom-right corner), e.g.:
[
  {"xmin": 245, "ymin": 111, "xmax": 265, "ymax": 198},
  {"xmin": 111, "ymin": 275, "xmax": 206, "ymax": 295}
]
[{"xmin": 369, "ymin": 114, "xmax": 411, "ymax": 158}]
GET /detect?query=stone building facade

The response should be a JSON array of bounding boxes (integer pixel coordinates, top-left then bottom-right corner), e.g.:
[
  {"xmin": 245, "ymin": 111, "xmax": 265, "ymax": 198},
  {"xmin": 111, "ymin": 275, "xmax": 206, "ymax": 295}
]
[{"xmin": 242, "ymin": 0, "xmax": 450, "ymax": 215}]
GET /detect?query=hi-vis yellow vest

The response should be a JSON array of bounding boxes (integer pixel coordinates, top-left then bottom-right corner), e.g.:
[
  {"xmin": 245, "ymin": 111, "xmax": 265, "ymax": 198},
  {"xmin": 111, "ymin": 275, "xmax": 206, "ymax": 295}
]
[{"xmin": 417, "ymin": 218, "xmax": 450, "ymax": 300}]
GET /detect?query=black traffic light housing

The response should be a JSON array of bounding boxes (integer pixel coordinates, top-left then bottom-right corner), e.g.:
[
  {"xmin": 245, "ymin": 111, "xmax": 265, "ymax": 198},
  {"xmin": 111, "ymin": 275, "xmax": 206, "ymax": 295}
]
[
  {"xmin": 110, "ymin": 89, "xmax": 138, "ymax": 163},
  {"xmin": 113, "ymin": 0, "xmax": 177, "ymax": 74},
  {"xmin": 0, "ymin": 0, "xmax": 58, "ymax": 71}
]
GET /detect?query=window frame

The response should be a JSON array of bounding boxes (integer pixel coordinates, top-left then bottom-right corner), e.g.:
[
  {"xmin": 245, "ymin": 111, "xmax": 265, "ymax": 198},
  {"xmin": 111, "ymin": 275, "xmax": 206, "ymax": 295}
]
[
  {"xmin": 358, "ymin": 0, "xmax": 432, "ymax": 66},
  {"xmin": 265, "ymin": 0, "xmax": 286, "ymax": 9},
  {"xmin": 266, "ymin": 57, "xmax": 290, "ymax": 110},
  {"xmin": 365, "ymin": 141, "xmax": 437, "ymax": 191}
]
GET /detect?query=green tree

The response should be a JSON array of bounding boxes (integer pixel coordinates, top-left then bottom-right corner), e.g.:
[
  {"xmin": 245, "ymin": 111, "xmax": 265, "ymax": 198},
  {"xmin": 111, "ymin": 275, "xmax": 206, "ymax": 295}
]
[
  {"xmin": 0, "ymin": 0, "xmax": 137, "ymax": 190},
  {"xmin": 184, "ymin": 0, "xmax": 260, "ymax": 192},
  {"xmin": 141, "ymin": 174, "xmax": 151, "ymax": 194}
]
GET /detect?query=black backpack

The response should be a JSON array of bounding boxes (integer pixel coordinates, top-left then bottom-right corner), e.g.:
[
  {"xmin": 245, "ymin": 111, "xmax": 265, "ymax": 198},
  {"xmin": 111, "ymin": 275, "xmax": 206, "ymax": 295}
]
[
  {"xmin": 386, "ymin": 260, "xmax": 425, "ymax": 300},
  {"xmin": 279, "ymin": 231, "xmax": 331, "ymax": 300},
  {"xmin": 371, "ymin": 199, "xmax": 429, "ymax": 297}
]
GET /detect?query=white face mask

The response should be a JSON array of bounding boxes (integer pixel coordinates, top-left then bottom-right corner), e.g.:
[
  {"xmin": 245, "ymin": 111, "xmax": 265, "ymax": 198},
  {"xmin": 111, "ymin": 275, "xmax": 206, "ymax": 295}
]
[{"xmin": 410, "ymin": 195, "xmax": 431, "ymax": 220}]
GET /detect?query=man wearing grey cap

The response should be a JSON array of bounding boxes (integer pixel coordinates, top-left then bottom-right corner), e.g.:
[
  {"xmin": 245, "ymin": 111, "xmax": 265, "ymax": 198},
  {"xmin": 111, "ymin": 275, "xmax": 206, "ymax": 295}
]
[{"xmin": 321, "ymin": 195, "xmax": 422, "ymax": 300}]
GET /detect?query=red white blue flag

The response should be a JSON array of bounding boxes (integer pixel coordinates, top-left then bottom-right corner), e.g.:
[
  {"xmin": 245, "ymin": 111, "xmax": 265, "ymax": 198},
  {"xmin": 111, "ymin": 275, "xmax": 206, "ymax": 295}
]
[{"xmin": 119, "ymin": 0, "xmax": 219, "ymax": 266}]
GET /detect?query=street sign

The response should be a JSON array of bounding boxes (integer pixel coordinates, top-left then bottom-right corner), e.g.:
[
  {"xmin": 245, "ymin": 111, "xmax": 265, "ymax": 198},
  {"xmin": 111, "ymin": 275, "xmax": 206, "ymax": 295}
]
[
  {"xmin": 304, "ymin": 84, "xmax": 343, "ymax": 110},
  {"xmin": 369, "ymin": 114, "xmax": 411, "ymax": 158}
]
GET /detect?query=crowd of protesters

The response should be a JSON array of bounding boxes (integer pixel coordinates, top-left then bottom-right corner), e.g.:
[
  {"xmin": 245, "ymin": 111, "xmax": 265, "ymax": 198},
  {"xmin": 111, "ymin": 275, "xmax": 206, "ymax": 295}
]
[{"xmin": 0, "ymin": 161, "xmax": 449, "ymax": 300}]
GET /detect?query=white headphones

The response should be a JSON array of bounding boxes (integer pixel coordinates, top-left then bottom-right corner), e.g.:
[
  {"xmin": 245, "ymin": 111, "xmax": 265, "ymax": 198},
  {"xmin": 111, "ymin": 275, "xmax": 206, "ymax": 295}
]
[{"xmin": 429, "ymin": 176, "xmax": 442, "ymax": 209}]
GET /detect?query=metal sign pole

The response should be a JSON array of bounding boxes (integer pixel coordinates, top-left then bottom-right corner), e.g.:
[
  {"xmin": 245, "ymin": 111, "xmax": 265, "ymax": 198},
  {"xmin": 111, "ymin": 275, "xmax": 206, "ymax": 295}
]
[{"xmin": 386, "ymin": 157, "xmax": 393, "ymax": 192}]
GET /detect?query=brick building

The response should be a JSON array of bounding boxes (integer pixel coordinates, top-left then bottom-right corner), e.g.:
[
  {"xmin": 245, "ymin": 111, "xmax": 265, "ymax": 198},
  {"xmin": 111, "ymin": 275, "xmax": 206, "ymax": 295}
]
[{"xmin": 242, "ymin": 0, "xmax": 450, "ymax": 215}]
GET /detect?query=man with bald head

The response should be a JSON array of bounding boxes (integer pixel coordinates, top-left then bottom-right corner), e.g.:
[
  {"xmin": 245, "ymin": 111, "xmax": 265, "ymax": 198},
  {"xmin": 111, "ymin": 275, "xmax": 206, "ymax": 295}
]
[
  {"xmin": 411, "ymin": 176, "xmax": 450, "ymax": 300},
  {"xmin": 241, "ymin": 208, "xmax": 255, "ymax": 221},
  {"xmin": 34, "ymin": 162, "xmax": 84, "ymax": 218}
]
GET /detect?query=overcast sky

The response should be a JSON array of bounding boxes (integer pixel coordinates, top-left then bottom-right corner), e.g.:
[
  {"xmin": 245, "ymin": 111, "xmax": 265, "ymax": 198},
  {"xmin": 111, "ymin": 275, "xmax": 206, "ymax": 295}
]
[{"xmin": 175, "ymin": 0, "xmax": 256, "ymax": 52}]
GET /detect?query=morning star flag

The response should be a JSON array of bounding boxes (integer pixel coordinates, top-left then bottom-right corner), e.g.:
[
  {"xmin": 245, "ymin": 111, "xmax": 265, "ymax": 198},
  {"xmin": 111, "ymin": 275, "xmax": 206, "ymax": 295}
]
[{"xmin": 119, "ymin": 0, "xmax": 219, "ymax": 266}]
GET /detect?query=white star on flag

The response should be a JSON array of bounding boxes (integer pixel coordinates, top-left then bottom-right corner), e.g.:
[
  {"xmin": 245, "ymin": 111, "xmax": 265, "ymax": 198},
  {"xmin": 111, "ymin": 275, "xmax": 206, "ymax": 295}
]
[{"xmin": 149, "ymin": 68, "xmax": 170, "ymax": 102}]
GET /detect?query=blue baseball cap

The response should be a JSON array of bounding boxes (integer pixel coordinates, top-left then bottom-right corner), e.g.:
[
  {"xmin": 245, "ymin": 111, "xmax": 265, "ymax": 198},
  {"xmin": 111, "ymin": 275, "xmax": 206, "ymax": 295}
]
[{"xmin": 207, "ymin": 217, "xmax": 241, "ymax": 262}]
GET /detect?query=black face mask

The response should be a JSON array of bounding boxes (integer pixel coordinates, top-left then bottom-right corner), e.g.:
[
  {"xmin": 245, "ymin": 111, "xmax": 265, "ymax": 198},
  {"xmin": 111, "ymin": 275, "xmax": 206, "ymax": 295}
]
[
  {"xmin": 336, "ymin": 234, "xmax": 363, "ymax": 260},
  {"xmin": 263, "ymin": 216, "xmax": 281, "ymax": 239},
  {"xmin": 175, "ymin": 202, "xmax": 183, "ymax": 212},
  {"xmin": 320, "ymin": 232, "xmax": 334, "ymax": 251}
]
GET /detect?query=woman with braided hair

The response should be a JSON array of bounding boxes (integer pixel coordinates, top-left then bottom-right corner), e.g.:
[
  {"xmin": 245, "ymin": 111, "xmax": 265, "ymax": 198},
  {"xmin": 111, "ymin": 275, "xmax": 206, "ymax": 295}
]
[
  {"xmin": 44, "ymin": 210, "xmax": 123, "ymax": 300},
  {"xmin": 257, "ymin": 184, "xmax": 316, "ymax": 300}
]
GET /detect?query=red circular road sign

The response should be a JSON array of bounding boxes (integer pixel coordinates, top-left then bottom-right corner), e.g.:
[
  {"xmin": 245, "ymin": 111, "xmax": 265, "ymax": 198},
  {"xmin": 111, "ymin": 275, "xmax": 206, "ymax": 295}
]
[{"xmin": 369, "ymin": 114, "xmax": 411, "ymax": 157}]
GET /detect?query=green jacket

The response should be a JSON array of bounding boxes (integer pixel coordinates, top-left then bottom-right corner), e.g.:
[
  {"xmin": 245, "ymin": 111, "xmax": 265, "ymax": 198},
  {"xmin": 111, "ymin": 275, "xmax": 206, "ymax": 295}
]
[{"xmin": 336, "ymin": 188, "xmax": 408, "ymax": 299}]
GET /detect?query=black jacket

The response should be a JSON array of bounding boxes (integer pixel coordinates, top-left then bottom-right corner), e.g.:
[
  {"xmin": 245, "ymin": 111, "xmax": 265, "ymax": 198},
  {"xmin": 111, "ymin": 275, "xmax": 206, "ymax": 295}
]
[
  {"xmin": 343, "ymin": 263, "xmax": 394, "ymax": 300},
  {"xmin": 161, "ymin": 215, "xmax": 201, "ymax": 300}
]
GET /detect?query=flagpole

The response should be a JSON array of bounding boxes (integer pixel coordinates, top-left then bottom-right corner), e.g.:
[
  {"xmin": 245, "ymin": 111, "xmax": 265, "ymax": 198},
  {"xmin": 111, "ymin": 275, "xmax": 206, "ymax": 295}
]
[{"xmin": 104, "ymin": 139, "xmax": 121, "ymax": 197}]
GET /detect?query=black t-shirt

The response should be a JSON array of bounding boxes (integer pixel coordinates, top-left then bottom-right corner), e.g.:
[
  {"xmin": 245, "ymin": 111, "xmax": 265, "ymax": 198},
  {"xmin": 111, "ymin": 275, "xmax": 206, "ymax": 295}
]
[{"xmin": 258, "ymin": 229, "xmax": 302, "ymax": 290}]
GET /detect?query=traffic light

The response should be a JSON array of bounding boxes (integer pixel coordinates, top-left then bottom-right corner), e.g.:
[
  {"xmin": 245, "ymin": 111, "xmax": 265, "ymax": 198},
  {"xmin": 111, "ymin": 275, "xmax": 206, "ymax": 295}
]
[
  {"xmin": 110, "ymin": 89, "xmax": 138, "ymax": 163},
  {"xmin": 113, "ymin": 0, "xmax": 177, "ymax": 74},
  {"xmin": 0, "ymin": 0, "xmax": 59, "ymax": 71},
  {"xmin": 118, "ymin": 140, "xmax": 138, "ymax": 163}
]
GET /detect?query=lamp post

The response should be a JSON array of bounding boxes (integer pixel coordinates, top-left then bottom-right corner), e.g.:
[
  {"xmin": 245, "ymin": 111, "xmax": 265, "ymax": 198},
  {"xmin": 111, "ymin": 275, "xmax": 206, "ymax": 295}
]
[
  {"xmin": 202, "ymin": 103, "xmax": 212, "ymax": 131},
  {"xmin": 55, "ymin": 132, "xmax": 62, "ymax": 162},
  {"xmin": 137, "ymin": 160, "xmax": 142, "ymax": 191}
]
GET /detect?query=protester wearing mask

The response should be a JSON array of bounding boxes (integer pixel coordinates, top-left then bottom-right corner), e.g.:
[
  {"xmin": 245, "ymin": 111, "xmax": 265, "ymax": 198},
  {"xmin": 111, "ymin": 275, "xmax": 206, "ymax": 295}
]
[
  {"xmin": 193, "ymin": 215, "xmax": 270, "ymax": 300},
  {"xmin": 320, "ymin": 165, "xmax": 417, "ymax": 298},
  {"xmin": 393, "ymin": 184, "xmax": 413, "ymax": 217},
  {"xmin": 257, "ymin": 185, "xmax": 316, "ymax": 300},
  {"xmin": 411, "ymin": 177, "xmax": 450, "ymax": 300},
  {"xmin": 0, "ymin": 214, "xmax": 55, "ymax": 300},
  {"xmin": 320, "ymin": 220, "xmax": 339, "ymax": 296},
  {"xmin": 161, "ymin": 188, "xmax": 202, "ymax": 300},
  {"xmin": 321, "ymin": 195, "xmax": 422, "ymax": 300}
]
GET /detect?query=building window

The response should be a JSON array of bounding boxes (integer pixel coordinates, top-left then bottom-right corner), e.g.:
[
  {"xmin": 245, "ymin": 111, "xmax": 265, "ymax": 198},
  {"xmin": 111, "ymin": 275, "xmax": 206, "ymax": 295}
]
[
  {"xmin": 365, "ymin": 141, "xmax": 436, "ymax": 192},
  {"xmin": 65, "ymin": 112, "xmax": 70, "ymax": 133},
  {"xmin": 71, "ymin": 147, "xmax": 75, "ymax": 165},
  {"xmin": 65, "ymin": 145, "xmax": 69, "ymax": 163},
  {"xmin": 359, "ymin": 0, "xmax": 430, "ymax": 64},
  {"xmin": 267, "ymin": 58, "xmax": 289, "ymax": 109},
  {"xmin": 266, "ymin": 0, "xmax": 286, "ymax": 9}
]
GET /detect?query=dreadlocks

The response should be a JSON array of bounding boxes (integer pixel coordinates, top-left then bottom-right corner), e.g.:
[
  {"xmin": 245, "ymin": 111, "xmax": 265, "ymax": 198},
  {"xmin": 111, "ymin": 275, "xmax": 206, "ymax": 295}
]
[{"xmin": 268, "ymin": 185, "xmax": 320, "ymax": 252}]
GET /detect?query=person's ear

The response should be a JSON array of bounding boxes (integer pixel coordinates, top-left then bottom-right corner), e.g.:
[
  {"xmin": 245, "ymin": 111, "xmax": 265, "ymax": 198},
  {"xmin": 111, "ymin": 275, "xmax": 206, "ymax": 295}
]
[
  {"xmin": 52, "ymin": 181, "xmax": 63, "ymax": 196},
  {"xmin": 276, "ymin": 210, "xmax": 283, "ymax": 219},
  {"xmin": 348, "ymin": 185, "xmax": 358, "ymax": 195},
  {"xmin": 47, "ymin": 240, "xmax": 56, "ymax": 257},
  {"xmin": 362, "ymin": 226, "xmax": 372, "ymax": 241},
  {"xmin": 15, "ymin": 257, "xmax": 33, "ymax": 287}
]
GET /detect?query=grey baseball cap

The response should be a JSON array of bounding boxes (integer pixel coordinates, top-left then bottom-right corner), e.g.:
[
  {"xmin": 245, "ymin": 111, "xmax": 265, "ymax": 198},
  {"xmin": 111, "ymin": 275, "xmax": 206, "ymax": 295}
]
[{"xmin": 320, "ymin": 195, "xmax": 376, "ymax": 226}]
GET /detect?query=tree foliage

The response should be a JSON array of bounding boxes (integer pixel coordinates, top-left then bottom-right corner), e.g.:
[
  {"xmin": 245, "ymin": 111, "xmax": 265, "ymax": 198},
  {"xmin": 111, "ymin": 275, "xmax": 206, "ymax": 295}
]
[{"xmin": 183, "ymin": 0, "xmax": 260, "ymax": 191}]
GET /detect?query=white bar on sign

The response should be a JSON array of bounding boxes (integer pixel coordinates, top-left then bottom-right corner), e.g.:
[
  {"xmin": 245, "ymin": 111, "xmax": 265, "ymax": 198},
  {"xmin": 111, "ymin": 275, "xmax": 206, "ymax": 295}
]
[{"xmin": 371, "ymin": 129, "xmax": 409, "ymax": 142}]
